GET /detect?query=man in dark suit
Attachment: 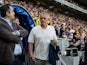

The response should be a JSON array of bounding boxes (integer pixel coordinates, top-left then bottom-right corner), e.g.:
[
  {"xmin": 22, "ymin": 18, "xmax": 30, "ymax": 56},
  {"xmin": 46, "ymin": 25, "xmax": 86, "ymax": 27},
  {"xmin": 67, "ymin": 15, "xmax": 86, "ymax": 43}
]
[{"xmin": 0, "ymin": 4, "xmax": 28, "ymax": 65}]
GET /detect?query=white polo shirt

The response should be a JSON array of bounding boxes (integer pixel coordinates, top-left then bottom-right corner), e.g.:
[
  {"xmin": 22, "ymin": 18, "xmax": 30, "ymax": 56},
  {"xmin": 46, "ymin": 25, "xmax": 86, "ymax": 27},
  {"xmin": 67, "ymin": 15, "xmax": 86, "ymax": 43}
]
[{"xmin": 28, "ymin": 25, "xmax": 57, "ymax": 60}]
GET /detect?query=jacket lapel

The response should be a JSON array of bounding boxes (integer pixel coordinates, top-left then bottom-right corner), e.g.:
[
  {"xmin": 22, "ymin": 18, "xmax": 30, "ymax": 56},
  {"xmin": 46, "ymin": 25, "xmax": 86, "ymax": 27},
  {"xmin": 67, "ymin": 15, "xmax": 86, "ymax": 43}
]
[{"xmin": 0, "ymin": 18, "xmax": 14, "ymax": 32}]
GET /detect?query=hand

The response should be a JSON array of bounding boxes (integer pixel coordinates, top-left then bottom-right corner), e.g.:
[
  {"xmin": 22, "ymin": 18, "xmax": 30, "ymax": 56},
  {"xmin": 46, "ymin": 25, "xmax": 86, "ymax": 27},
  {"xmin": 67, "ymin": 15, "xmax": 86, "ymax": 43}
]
[
  {"xmin": 12, "ymin": 31, "xmax": 18, "ymax": 35},
  {"xmin": 29, "ymin": 53, "xmax": 35, "ymax": 61}
]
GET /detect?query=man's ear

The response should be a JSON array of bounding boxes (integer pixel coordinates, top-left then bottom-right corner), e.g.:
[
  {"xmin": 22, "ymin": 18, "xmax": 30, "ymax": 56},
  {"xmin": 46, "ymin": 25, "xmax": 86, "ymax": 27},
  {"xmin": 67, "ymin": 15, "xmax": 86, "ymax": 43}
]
[{"xmin": 6, "ymin": 11, "xmax": 10, "ymax": 17}]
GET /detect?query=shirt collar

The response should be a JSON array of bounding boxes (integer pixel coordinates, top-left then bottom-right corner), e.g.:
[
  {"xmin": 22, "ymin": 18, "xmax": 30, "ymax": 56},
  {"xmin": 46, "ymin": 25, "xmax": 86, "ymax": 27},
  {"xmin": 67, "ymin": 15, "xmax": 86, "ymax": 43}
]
[{"xmin": 0, "ymin": 17, "xmax": 13, "ymax": 28}]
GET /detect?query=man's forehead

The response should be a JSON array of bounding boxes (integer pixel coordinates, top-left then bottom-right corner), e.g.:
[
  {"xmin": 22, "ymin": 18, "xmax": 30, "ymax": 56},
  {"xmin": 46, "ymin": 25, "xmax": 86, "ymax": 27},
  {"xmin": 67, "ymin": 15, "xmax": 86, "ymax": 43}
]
[{"xmin": 40, "ymin": 14, "xmax": 50, "ymax": 18}]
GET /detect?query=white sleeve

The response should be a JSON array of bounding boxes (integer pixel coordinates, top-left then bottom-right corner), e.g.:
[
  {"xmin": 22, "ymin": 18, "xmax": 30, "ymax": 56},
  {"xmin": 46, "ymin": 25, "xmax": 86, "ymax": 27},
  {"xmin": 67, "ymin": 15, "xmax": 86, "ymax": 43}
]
[{"xmin": 28, "ymin": 28, "xmax": 34, "ymax": 43}]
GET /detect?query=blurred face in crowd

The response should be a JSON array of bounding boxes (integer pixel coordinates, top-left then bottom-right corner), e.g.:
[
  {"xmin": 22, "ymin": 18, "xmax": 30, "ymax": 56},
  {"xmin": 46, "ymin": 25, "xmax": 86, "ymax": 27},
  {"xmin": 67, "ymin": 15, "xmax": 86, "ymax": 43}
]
[
  {"xmin": 7, "ymin": 6, "xmax": 15, "ymax": 20},
  {"xmin": 13, "ymin": 18, "xmax": 20, "ymax": 25},
  {"xmin": 75, "ymin": 33, "xmax": 80, "ymax": 39},
  {"xmin": 85, "ymin": 32, "xmax": 87, "ymax": 38},
  {"xmin": 16, "ymin": 18, "xmax": 20, "ymax": 25}
]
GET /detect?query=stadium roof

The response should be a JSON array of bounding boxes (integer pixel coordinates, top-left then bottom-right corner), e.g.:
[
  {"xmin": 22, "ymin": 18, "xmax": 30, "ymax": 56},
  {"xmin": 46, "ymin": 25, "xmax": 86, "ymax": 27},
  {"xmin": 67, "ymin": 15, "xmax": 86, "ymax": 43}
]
[{"xmin": 72, "ymin": 0, "xmax": 87, "ymax": 9}]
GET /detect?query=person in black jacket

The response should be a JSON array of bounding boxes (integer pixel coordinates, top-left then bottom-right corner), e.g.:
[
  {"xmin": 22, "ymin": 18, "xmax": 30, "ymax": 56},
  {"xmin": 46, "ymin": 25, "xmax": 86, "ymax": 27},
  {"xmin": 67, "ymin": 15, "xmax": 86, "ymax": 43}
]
[{"xmin": 49, "ymin": 40, "xmax": 60, "ymax": 65}]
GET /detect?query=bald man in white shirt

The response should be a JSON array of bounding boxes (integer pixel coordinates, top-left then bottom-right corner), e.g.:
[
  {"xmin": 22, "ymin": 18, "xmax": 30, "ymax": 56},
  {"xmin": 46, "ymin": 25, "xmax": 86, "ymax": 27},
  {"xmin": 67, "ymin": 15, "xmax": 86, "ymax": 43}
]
[{"xmin": 28, "ymin": 12, "xmax": 58, "ymax": 65}]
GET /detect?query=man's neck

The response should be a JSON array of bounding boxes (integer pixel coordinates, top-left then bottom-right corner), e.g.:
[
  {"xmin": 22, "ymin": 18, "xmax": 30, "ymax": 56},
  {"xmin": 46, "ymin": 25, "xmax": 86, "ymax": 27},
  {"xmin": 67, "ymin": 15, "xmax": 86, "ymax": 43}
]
[
  {"xmin": 4, "ymin": 17, "xmax": 11, "ymax": 21},
  {"xmin": 41, "ymin": 24, "xmax": 47, "ymax": 29}
]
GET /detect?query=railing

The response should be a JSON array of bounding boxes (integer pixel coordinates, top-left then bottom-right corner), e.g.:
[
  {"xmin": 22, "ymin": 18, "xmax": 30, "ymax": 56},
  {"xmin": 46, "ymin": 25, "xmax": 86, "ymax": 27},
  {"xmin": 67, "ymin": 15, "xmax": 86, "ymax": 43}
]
[{"xmin": 57, "ymin": 38, "xmax": 70, "ymax": 51}]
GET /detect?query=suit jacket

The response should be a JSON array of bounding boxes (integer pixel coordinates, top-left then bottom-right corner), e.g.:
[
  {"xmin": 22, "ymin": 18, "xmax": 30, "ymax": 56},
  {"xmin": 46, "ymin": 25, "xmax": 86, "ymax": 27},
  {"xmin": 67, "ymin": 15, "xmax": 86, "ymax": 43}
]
[
  {"xmin": 0, "ymin": 17, "xmax": 28, "ymax": 64},
  {"xmin": 49, "ymin": 44, "xmax": 60, "ymax": 65}
]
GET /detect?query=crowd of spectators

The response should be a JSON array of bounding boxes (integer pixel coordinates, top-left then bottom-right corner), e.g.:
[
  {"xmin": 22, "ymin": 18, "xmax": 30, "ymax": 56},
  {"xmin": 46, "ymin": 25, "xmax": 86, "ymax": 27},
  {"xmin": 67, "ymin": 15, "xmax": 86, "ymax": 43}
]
[{"xmin": 6, "ymin": 0, "xmax": 87, "ymax": 48}]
